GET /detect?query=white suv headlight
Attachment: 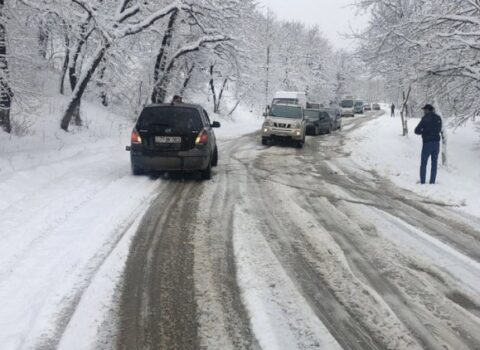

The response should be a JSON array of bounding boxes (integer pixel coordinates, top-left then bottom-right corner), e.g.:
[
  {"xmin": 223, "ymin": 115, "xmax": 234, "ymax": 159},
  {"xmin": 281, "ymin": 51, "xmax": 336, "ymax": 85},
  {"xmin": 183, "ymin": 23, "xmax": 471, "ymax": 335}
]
[{"xmin": 264, "ymin": 119, "xmax": 273, "ymax": 127}]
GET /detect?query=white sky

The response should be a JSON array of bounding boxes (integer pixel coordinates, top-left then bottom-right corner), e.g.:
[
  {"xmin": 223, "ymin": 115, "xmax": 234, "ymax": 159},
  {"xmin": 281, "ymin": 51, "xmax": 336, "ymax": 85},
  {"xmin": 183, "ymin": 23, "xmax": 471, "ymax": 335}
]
[{"xmin": 257, "ymin": 0, "xmax": 369, "ymax": 50}]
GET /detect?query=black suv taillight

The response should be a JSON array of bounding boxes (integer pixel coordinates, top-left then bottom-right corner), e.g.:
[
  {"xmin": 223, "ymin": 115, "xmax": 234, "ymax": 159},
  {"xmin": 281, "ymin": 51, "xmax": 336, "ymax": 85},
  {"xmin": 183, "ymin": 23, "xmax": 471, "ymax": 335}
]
[
  {"xmin": 131, "ymin": 129, "xmax": 142, "ymax": 144},
  {"xmin": 195, "ymin": 130, "xmax": 209, "ymax": 145}
]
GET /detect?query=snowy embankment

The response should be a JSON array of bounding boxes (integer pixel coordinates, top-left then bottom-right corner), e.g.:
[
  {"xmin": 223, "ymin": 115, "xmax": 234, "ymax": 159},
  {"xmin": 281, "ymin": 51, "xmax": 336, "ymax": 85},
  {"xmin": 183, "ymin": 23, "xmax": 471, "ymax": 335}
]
[
  {"xmin": 0, "ymin": 100, "xmax": 161, "ymax": 349},
  {"xmin": 347, "ymin": 113, "xmax": 480, "ymax": 217},
  {"xmin": 0, "ymin": 96, "xmax": 260, "ymax": 349}
]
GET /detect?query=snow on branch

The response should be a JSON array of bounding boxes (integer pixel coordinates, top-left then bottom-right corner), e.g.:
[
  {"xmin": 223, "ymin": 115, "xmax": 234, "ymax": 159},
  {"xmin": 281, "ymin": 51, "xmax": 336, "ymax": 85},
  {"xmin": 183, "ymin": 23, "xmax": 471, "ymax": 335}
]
[
  {"xmin": 117, "ymin": 1, "xmax": 183, "ymax": 38},
  {"xmin": 164, "ymin": 35, "xmax": 231, "ymax": 73}
]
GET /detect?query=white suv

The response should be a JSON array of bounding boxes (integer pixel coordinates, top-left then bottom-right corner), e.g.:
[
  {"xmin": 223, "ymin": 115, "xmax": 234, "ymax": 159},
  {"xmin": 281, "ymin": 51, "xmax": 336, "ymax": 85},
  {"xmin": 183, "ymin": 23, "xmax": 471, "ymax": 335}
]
[{"xmin": 261, "ymin": 104, "xmax": 306, "ymax": 148}]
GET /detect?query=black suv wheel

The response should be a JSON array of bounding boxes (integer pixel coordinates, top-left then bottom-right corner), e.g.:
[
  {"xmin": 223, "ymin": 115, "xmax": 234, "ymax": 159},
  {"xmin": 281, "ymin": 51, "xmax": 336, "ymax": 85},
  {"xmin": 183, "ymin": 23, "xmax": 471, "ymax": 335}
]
[
  {"xmin": 212, "ymin": 147, "xmax": 218, "ymax": 167},
  {"xmin": 201, "ymin": 159, "xmax": 212, "ymax": 180}
]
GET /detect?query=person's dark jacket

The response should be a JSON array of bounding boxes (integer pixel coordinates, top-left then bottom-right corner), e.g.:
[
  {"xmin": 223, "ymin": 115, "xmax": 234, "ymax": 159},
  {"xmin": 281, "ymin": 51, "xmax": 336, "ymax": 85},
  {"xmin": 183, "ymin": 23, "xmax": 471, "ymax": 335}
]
[{"xmin": 414, "ymin": 112, "xmax": 442, "ymax": 143}]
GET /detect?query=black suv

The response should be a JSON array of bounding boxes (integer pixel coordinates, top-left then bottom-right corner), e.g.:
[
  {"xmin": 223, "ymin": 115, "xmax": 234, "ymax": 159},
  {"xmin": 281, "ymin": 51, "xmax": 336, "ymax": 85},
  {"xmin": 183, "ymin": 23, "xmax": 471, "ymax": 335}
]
[{"xmin": 126, "ymin": 104, "xmax": 220, "ymax": 179}]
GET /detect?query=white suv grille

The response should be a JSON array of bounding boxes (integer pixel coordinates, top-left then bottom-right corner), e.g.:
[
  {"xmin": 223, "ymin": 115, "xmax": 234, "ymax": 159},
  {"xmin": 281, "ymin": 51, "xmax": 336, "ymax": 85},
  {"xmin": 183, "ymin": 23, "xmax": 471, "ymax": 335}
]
[{"xmin": 274, "ymin": 122, "xmax": 292, "ymax": 128}]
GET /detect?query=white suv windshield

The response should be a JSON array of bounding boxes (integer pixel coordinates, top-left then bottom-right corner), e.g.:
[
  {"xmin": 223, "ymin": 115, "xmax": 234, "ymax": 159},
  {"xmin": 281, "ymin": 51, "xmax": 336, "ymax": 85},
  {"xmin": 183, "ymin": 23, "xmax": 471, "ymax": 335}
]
[
  {"xmin": 272, "ymin": 98, "xmax": 298, "ymax": 105},
  {"xmin": 341, "ymin": 100, "xmax": 354, "ymax": 108},
  {"xmin": 269, "ymin": 105, "xmax": 303, "ymax": 119}
]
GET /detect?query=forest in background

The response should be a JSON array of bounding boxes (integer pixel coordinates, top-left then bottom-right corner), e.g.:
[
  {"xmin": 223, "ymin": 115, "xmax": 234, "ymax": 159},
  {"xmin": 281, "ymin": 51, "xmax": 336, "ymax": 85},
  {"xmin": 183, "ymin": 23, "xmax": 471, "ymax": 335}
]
[
  {"xmin": 0, "ymin": 0, "xmax": 374, "ymax": 134},
  {"xmin": 0, "ymin": 0, "xmax": 478, "ymax": 136}
]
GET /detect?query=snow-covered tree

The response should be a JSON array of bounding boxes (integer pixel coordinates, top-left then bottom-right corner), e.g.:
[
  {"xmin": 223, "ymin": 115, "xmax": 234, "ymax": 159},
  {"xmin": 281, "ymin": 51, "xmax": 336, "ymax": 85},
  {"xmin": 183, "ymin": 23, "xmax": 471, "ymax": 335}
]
[
  {"xmin": 0, "ymin": 1, "xmax": 345, "ymax": 135},
  {"xmin": 355, "ymin": 0, "xmax": 480, "ymax": 127}
]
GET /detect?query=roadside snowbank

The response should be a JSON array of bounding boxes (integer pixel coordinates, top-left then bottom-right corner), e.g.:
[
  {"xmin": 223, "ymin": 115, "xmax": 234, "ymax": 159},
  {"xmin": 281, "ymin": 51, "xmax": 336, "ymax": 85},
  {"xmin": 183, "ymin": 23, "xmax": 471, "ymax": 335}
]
[
  {"xmin": 214, "ymin": 104, "xmax": 262, "ymax": 140},
  {"xmin": 190, "ymin": 94, "xmax": 262, "ymax": 139},
  {"xmin": 347, "ymin": 115, "xmax": 480, "ymax": 217}
]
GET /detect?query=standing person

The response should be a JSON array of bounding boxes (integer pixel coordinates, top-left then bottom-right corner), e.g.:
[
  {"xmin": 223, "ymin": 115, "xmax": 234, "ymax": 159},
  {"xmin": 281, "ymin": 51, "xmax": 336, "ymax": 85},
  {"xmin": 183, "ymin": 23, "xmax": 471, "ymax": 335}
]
[
  {"xmin": 391, "ymin": 103, "xmax": 395, "ymax": 117},
  {"xmin": 414, "ymin": 104, "xmax": 443, "ymax": 184},
  {"xmin": 171, "ymin": 95, "xmax": 183, "ymax": 104}
]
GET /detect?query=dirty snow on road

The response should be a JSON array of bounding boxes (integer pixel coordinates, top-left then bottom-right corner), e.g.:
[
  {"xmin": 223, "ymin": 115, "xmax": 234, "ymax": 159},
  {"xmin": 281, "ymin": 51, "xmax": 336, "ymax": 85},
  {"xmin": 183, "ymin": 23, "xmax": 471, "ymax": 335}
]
[{"xmin": 116, "ymin": 112, "xmax": 480, "ymax": 350}]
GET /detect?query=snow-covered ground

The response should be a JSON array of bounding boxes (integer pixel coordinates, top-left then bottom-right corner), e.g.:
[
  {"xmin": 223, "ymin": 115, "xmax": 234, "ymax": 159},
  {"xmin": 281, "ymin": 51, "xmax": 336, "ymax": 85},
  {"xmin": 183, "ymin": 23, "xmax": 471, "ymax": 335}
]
[
  {"xmin": 0, "ymin": 96, "xmax": 260, "ymax": 349},
  {"xmin": 347, "ymin": 112, "xmax": 480, "ymax": 217},
  {"xmin": 213, "ymin": 105, "xmax": 262, "ymax": 140},
  {"xmin": 2, "ymin": 98, "xmax": 479, "ymax": 349}
]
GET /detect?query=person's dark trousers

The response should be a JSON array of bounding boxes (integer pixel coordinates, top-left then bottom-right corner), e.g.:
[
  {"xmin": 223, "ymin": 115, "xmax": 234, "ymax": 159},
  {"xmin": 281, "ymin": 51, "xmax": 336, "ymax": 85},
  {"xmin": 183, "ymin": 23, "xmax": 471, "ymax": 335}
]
[{"xmin": 420, "ymin": 141, "xmax": 440, "ymax": 184}]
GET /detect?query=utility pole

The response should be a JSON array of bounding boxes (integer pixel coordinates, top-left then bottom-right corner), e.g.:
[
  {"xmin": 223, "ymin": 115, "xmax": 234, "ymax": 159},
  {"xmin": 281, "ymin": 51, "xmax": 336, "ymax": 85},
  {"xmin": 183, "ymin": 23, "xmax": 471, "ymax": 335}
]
[{"xmin": 265, "ymin": 8, "xmax": 271, "ymax": 107}]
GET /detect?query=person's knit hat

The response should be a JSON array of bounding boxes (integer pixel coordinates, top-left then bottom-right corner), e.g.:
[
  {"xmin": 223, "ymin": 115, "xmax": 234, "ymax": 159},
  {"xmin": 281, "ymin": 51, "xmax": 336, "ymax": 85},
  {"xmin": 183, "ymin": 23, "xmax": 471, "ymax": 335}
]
[{"xmin": 421, "ymin": 104, "xmax": 434, "ymax": 111}]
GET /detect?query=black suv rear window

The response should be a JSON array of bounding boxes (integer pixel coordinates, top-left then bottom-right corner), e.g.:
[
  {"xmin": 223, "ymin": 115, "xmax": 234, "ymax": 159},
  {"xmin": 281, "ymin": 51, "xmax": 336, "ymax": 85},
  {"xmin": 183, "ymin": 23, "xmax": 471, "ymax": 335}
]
[{"xmin": 138, "ymin": 107, "xmax": 203, "ymax": 130}]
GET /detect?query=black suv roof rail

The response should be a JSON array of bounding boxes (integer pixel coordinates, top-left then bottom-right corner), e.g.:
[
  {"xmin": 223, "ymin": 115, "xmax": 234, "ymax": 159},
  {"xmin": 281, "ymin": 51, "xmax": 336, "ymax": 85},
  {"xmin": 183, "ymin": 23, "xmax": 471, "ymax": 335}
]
[{"xmin": 144, "ymin": 103, "xmax": 202, "ymax": 109}]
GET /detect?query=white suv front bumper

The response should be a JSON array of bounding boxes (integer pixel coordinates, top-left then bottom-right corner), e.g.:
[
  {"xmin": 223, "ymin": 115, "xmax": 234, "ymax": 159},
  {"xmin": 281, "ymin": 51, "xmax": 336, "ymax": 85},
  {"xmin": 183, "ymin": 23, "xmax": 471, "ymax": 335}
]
[{"xmin": 262, "ymin": 126, "xmax": 304, "ymax": 140}]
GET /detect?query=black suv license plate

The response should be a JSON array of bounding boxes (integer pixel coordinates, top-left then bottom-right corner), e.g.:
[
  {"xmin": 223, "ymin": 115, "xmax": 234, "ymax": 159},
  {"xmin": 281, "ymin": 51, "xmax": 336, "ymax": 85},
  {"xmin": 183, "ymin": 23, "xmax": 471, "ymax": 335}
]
[{"xmin": 155, "ymin": 136, "xmax": 182, "ymax": 144}]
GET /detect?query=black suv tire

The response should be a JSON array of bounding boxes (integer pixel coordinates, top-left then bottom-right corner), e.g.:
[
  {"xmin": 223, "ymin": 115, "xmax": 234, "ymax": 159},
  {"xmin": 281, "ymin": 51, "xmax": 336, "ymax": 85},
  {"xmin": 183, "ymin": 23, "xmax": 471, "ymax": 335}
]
[
  {"xmin": 132, "ymin": 164, "xmax": 144, "ymax": 176},
  {"xmin": 212, "ymin": 147, "xmax": 218, "ymax": 167},
  {"xmin": 201, "ymin": 159, "xmax": 212, "ymax": 180}
]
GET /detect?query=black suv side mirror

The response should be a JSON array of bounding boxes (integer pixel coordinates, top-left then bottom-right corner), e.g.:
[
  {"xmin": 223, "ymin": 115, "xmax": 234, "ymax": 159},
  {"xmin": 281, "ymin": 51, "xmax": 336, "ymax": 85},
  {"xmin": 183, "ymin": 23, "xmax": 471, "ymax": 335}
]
[{"xmin": 211, "ymin": 121, "xmax": 221, "ymax": 128}]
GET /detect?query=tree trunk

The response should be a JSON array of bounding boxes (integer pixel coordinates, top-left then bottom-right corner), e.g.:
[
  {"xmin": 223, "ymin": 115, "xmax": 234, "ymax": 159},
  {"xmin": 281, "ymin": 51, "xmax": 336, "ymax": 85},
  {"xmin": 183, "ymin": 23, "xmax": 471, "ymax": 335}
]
[
  {"xmin": 60, "ymin": 32, "xmax": 70, "ymax": 94},
  {"xmin": 178, "ymin": 62, "xmax": 195, "ymax": 96},
  {"xmin": 400, "ymin": 86, "xmax": 411, "ymax": 136},
  {"xmin": 151, "ymin": 10, "xmax": 178, "ymax": 104},
  {"xmin": 227, "ymin": 100, "xmax": 241, "ymax": 118},
  {"xmin": 441, "ymin": 129, "xmax": 448, "ymax": 166},
  {"xmin": 97, "ymin": 59, "xmax": 108, "ymax": 106},
  {"xmin": 0, "ymin": 0, "xmax": 12, "ymax": 133},
  {"xmin": 0, "ymin": 108, "xmax": 10, "ymax": 133},
  {"xmin": 38, "ymin": 18, "xmax": 49, "ymax": 59},
  {"xmin": 434, "ymin": 97, "xmax": 448, "ymax": 167},
  {"xmin": 216, "ymin": 78, "xmax": 228, "ymax": 113},
  {"xmin": 61, "ymin": 43, "xmax": 108, "ymax": 131},
  {"xmin": 209, "ymin": 64, "xmax": 218, "ymax": 112},
  {"xmin": 68, "ymin": 20, "xmax": 92, "ymax": 92}
]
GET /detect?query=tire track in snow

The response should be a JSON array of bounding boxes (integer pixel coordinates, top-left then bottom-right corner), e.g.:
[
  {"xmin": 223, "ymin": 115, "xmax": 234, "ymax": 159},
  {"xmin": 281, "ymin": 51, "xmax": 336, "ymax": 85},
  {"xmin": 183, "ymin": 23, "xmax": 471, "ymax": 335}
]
[
  {"xmin": 194, "ymin": 139, "xmax": 261, "ymax": 350},
  {"xmin": 117, "ymin": 181, "xmax": 201, "ymax": 350}
]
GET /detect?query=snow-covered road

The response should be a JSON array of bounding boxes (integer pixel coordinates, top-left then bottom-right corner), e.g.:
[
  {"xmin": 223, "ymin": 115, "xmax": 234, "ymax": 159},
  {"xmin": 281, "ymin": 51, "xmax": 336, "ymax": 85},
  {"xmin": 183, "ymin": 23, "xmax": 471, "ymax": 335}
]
[
  {"xmin": 116, "ymin": 114, "xmax": 480, "ymax": 350},
  {"xmin": 1, "ymin": 113, "xmax": 479, "ymax": 350}
]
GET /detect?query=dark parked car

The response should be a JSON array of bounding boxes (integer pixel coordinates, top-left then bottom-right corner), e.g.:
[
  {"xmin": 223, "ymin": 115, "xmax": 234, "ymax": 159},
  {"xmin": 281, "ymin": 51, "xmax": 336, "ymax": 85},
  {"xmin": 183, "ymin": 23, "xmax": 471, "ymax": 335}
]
[
  {"xmin": 326, "ymin": 106, "xmax": 342, "ymax": 130},
  {"xmin": 305, "ymin": 109, "xmax": 337, "ymax": 135},
  {"xmin": 307, "ymin": 102, "xmax": 324, "ymax": 109},
  {"xmin": 126, "ymin": 104, "xmax": 220, "ymax": 179}
]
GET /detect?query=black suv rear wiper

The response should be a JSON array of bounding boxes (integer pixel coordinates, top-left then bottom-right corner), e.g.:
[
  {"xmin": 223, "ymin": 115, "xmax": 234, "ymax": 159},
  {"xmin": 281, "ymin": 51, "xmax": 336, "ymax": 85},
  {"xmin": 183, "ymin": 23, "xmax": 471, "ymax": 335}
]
[{"xmin": 148, "ymin": 123, "xmax": 171, "ymax": 127}]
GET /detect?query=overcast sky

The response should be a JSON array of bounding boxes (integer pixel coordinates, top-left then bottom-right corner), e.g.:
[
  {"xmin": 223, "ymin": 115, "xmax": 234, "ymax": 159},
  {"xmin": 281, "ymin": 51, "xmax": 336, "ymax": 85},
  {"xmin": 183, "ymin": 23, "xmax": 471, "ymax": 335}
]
[{"xmin": 257, "ymin": 0, "xmax": 369, "ymax": 50}]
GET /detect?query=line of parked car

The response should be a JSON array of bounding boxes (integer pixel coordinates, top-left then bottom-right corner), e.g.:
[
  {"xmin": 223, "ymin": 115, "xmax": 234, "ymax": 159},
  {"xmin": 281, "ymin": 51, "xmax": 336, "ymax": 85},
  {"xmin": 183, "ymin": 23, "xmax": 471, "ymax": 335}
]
[
  {"xmin": 261, "ymin": 91, "xmax": 345, "ymax": 148},
  {"xmin": 340, "ymin": 96, "xmax": 381, "ymax": 116},
  {"xmin": 123, "ymin": 93, "xmax": 383, "ymax": 179}
]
